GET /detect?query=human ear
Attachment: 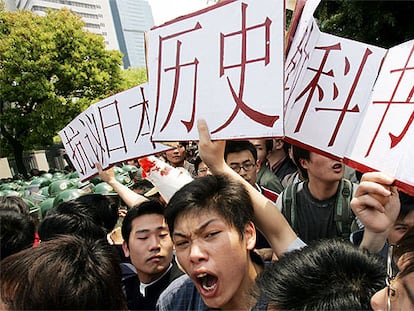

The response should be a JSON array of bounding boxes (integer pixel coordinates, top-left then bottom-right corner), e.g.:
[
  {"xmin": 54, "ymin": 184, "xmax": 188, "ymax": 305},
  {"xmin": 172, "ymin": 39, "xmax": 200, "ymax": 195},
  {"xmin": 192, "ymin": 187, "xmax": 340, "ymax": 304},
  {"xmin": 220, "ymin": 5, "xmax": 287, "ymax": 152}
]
[
  {"xmin": 244, "ymin": 221, "xmax": 257, "ymax": 251},
  {"xmin": 122, "ymin": 241, "xmax": 130, "ymax": 258}
]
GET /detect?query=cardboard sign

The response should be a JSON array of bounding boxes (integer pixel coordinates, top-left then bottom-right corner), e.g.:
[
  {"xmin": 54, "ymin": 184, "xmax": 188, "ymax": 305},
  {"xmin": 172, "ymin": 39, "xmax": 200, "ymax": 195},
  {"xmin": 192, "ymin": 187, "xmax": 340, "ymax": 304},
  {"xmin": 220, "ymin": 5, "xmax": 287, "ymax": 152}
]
[
  {"xmin": 59, "ymin": 84, "xmax": 170, "ymax": 180},
  {"xmin": 147, "ymin": 0, "xmax": 285, "ymax": 141},
  {"xmin": 345, "ymin": 40, "xmax": 414, "ymax": 194}
]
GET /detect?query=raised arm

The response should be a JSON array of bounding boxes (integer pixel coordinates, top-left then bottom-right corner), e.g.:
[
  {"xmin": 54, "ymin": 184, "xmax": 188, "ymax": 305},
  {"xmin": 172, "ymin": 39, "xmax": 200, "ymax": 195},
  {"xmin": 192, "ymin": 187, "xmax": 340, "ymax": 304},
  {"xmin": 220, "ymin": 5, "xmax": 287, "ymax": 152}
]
[
  {"xmin": 351, "ymin": 172, "xmax": 400, "ymax": 252},
  {"xmin": 197, "ymin": 119, "xmax": 299, "ymax": 256},
  {"xmin": 96, "ymin": 163, "xmax": 148, "ymax": 208}
]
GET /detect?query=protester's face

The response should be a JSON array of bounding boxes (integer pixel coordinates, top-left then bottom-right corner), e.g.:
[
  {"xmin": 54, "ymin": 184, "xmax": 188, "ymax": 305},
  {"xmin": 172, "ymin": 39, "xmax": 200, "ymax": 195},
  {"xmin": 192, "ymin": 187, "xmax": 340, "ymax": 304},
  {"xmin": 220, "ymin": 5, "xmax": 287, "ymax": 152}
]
[
  {"xmin": 250, "ymin": 140, "xmax": 268, "ymax": 164},
  {"xmin": 226, "ymin": 150, "xmax": 259, "ymax": 186},
  {"xmin": 123, "ymin": 214, "xmax": 174, "ymax": 283},
  {"xmin": 172, "ymin": 209, "xmax": 256, "ymax": 309},
  {"xmin": 370, "ymin": 272, "xmax": 414, "ymax": 311},
  {"xmin": 301, "ymin": 152, "xmax": 343, "ymax": 183},
  {"xmin": 388, "ymin": 211, "xmax": 414, "ymax": 245},
  {"xmin": 165, "ymin": 145, "xmax": 186, "ymax": 167},
  {"xmin": 197, "ymin": 161, "xmax": 211, "ymax": 177}
]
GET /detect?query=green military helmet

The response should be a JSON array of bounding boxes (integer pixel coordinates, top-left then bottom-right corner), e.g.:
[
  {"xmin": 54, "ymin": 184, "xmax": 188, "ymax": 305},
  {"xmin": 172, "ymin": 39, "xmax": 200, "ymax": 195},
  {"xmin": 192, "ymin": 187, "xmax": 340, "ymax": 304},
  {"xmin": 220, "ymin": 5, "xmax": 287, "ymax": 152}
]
[
  {"xmin": 52, "ymin": 171, "xmax": 66, "ymax": 180},
  {"xmin": 115, "ymin": 173, "xmax": 134, "ymax": 188},
  {"xmin": 30, "ymin": 177, "xmax": 52, "ymax": 188},
  {"xmin": 113, "ymin": 166, "xmax": 124, "ymax": 175},
  {"xmin": 93, "ymin": 182, "xmax": 117, "ymax": 196},
  {"xmin": 89, "ymin": 175, "xmax": 103, "ymax": 185},
  {"xmin": 53, "ymin": 189, "xmax": 84, "ymax": 207},
  {"xmin": 41, "ymin": 173, "xmax": 54, "ymax": 180},
  {"xmin": 66, "ymin": 171, "xmax": 79, "ymax": 179},
  {"xmin": 39, "ymin": 197, "xmax": 55, "ymax": 218},
  {"xmin": 122, "ymin": 164, "xmax": 139, "ymax": 174},
  {"xmin": 0, "ymin": 182, "xmax": 18, "ymax": 191},
  {"xmin": 0, "ymin": 190, "xmax": 21, "ymax": 197},
  {"xmin": 48, "ymin": 179, "xmax": 75, "ymax": 197}
]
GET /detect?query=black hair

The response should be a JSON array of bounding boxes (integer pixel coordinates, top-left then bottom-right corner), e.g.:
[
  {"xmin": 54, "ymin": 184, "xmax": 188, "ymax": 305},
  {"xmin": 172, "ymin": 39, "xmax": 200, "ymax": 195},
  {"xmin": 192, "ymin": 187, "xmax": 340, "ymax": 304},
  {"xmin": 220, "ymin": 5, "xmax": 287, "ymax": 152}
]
[
  {"xmin": 224, "ymin": 140, "xmax": 258, "ymax": 162},
  {"xmin": 1, "ymin": 235, "xmax": 127, "ymax": 310},
  {"xmin": 38, "ymin": 201, "xmax": 107, "ymax": 241},
  {"xmin": 256, "ymin": 239, "xmax": 385, "ymax": 310},
  {"xmin": 0, "ymin": 209, "xmax": 35, "ymax": 260},
  {"xmin": 75, "ymin": 193, "xmax": 119, "ymax": 231},
  {"xmin": 398, "ymin": 191, "xmax": 414, "ymax": 221},
  {"xmin": 291, "ymin": 144, "xmax": 310, "ymax": 179},
  {"xmin": 121, "ymin": 200, "xmax": 165, "ymax": 246},
  {"xmin": 165, "ymin": 174, "xmax": 254, "ymax": 238}
]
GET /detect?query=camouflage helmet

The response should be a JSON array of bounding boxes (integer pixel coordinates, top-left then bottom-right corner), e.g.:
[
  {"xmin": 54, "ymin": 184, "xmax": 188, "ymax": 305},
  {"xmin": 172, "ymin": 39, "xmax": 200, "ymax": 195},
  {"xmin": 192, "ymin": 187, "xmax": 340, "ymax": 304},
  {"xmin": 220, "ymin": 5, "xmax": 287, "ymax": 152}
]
[
  {"xmin": 53, "ymin": 189, "xmax": 84, "ymax": 207},
  {"xmin": 48, "ymin": 179, "xmax": 75, "ymax": 197},
  {"xmin": 93, "ymin": 182, "xmax": 117, "ymax": 196}
]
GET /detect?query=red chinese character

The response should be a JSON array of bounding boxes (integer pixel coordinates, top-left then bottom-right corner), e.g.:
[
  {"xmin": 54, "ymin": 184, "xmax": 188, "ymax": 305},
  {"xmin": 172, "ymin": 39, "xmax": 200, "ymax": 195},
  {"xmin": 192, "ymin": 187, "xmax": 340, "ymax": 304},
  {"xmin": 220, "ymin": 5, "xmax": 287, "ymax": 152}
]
[
  {"xmin": 213, "ymin": 2, "xmax": 278, "ymax": 134},
  {"xmin": 98, "ymin": 100, "xmax": 127, "ymax": 158},
  {"xmin": 366, "ymin": 43, "xmax": 414, "ymax": 156}
]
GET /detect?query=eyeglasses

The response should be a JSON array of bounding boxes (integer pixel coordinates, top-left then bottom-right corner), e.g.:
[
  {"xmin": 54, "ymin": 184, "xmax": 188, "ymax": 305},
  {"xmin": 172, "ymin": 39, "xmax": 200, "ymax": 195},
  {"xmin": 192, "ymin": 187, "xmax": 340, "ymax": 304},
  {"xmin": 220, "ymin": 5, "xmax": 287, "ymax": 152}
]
[
  {"xmin": 229, "ymin": 162, "xmax": 256, "ymax": 173},
  {"xmin": 386, "ymin": 244, "xmax": 397, "ymax": 311}
]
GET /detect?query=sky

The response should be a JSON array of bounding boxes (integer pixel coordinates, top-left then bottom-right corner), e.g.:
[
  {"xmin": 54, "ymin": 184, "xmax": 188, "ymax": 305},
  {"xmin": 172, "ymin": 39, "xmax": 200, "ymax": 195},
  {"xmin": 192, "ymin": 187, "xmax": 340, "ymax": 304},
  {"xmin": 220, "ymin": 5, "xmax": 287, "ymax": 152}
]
[{"xmin": 147, "ymin": 0, "xmax": 213, "ymax": 26}]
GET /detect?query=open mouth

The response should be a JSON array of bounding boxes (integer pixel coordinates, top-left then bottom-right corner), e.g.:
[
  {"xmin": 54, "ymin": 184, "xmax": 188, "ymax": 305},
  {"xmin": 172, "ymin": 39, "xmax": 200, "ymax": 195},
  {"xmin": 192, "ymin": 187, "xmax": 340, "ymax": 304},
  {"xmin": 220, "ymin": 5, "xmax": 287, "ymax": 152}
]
[
  {"xmin": 196, "ymin": 273, "xmax": 218, "ymax": 292},
  {"xmin": 332, "ymin": 163, "xmax": 343, "ymax": 170}
]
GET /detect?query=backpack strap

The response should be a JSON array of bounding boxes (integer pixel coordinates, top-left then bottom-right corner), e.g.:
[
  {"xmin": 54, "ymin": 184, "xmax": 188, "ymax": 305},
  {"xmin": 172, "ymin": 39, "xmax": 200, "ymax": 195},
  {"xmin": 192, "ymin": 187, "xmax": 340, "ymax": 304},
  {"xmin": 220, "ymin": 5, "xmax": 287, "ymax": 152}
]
[
  {"xmin": 282, "ymin": 182, "xmax": 300, "ymax": 233},
  {"xmin": 334, "ymin": 178, "xmax": 355, "ymax": 239}
]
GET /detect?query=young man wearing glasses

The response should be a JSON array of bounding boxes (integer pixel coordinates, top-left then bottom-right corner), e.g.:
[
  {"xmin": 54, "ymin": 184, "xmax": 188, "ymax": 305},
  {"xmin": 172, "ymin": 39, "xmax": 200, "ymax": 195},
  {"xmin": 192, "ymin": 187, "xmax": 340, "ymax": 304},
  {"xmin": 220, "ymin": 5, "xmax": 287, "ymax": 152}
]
[{"xmin": 224, "ymin": 140, "xmax": 279, "ymax": 203}]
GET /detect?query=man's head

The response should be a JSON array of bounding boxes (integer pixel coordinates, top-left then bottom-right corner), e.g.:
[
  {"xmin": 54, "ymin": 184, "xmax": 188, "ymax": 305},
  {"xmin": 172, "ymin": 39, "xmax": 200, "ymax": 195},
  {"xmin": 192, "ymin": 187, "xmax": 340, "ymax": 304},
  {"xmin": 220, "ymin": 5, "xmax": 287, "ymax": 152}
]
[
  {"xmin": 0, "ymin": 235, "xmax": 127, "ymax": 310},
  {"xmin": 194, "ymin": 156, "xmax": 211, "ymax": 177},
  {"xmin": 224, "ymin": 140, "xmax": 260, "ymax": 186},
  {"xmin": 0, "ymin": 209, "xmax": 35, "ymax": 260},
  {"xmin": 38, "ymin": 201, "xmax": 107, "ymax": 241},
  {"xmin": 292, "ymin": 145, "xmax": 343, "ymax": 182},
  {"xmin": 388, "ymin": 191, "xmax": 414, "ymax": 245},
  {"xmin": 121, "ymin": 200, "xmax": 174, "ymax": 284},
  {"xmin": 256, "ymin": 239, "xmax": 385, "ymax": 311},
  {"xmin": 165, "ymin": 175, "xmax": 257, "ymax": 309},
  {"xmin": 249, "ymin": 139, "xmax": 272, "ymax": 165},
  {"xmin": 165, "ymin": 143, "xmax": 187, "ymax": 168},
  {"xmin": 75, "ymin": 193, "xmax": 119, "ymax": 232}
]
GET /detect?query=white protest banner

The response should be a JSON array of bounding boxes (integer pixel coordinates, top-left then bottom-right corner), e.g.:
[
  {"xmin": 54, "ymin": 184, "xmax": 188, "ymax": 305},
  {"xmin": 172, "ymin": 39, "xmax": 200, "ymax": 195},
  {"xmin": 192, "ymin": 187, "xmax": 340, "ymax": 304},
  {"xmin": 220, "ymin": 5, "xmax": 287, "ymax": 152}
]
[
  {"xmin": 345, "ymin": 40, "xmax": 414, "ymax": 195},
  {"xmin": 59, "ymin": 84, "xmax": 170, "ymax": 181},
  {"xmin": 284, "ymin": 23, "xmax": 386, "ymax": 158},
  {"xmin": 147, "ymin": 0, "xmax": 285, "ymax": 142}
]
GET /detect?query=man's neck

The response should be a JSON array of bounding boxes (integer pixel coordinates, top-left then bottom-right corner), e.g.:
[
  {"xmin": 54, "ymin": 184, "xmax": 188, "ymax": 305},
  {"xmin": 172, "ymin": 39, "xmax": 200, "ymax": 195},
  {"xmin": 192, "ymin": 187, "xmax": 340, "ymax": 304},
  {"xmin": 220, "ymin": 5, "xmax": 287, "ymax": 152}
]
[
  {"xmin": 307, "ymin": 178, "xmax": 340, "ymax": 201},
  {"xmin": 221, "ymin": 259, "xmax": 262, "ymax": 310},
  {"xmin": 267, "ymin": 152, "xmax": 286, "ymax": 169}
]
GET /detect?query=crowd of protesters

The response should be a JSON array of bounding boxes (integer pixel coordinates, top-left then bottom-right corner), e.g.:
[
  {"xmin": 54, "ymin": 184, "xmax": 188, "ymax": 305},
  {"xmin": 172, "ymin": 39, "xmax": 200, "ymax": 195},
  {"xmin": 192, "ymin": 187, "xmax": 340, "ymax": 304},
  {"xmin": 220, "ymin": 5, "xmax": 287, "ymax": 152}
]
[{"xmin": 1, "ymin": 120, "xmax": 413, "ymax": 310}]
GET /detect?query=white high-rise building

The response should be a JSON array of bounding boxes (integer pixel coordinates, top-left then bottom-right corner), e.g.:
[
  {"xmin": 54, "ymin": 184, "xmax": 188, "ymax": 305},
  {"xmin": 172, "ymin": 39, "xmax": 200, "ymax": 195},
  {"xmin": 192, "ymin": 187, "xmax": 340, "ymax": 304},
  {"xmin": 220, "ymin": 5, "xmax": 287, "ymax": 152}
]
[
  {"xmin": 109, "ymin": 0, "xmax": 154, "ymax": 68},
  {"xmin": 14, "ymin": 0, "xmax": 120, "ymax": 51}
]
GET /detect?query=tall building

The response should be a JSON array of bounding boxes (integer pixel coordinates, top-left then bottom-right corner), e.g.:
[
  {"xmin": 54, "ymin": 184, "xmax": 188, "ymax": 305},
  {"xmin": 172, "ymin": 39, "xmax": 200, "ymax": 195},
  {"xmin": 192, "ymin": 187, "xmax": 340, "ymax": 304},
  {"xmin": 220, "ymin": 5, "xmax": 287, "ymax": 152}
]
[
  {"xmin": 11, "ymin": 0, "xmax": 155, "ymax": 68},
  {"xmin": 14, "ymin": 0, "xmax": 119, "ymax": 51},
  {"xmin": 1, "ymin": 0, "xmax": 17, "ymax": 10},
  {"xmin": 109, "ymin": 0, "xmax": 154, "ymax": 68}
]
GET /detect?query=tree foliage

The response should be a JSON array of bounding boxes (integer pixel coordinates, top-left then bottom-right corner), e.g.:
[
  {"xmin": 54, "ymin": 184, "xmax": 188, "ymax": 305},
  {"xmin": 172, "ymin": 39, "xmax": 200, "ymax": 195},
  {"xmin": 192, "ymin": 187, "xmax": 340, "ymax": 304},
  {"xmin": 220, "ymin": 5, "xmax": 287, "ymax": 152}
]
[
  {"xmin": 315, "ymin": 0, "xmax": 414, "ymax": 48},
  {"xmin": 119, "ymin": 66, "xmax": 148, "ymax": 90},
  {"xmin": 0, "ymin": 9, "xmax": 123, "ymax": 175}
]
